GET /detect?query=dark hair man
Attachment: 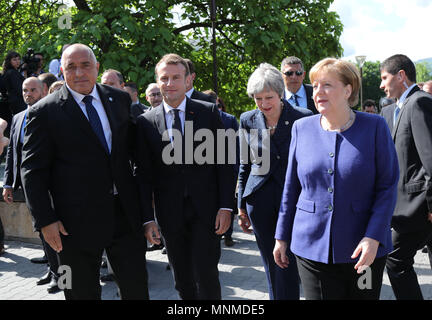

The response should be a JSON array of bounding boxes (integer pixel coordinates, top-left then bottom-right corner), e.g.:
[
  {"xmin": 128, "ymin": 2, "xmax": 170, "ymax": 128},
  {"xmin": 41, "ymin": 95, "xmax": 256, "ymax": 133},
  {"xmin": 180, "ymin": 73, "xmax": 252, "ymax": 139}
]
[{"xmin": 380, "ymin": 54, "xmax": 432, "ymax": 300}]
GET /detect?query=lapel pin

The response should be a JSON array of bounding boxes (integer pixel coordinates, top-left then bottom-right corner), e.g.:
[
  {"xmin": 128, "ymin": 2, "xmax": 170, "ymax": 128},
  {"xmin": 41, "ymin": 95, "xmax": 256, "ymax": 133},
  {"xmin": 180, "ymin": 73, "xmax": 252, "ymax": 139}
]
[
  {"xmin": 109, "ymin": 97, "xmax": 113, "ymax": 102},
  {"xmin": 285, "ymin": 121, "xmax": 289, "ymax": 125}
]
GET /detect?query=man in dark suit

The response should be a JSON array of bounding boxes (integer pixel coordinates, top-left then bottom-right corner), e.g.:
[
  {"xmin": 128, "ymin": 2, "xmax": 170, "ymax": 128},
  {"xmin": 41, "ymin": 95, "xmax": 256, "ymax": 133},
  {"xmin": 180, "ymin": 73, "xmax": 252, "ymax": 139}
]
[
  {"xmin": 184, "ymin": 59, "xmax": 216, "ymax": 103},
  {"xmin": 280, "ymin": 56, "xmax": 317, "ymax": 114},
  {"xmin": 2, "ymin": 77, "xmax": 61, "ymax": 293},
  {"xmin": 20, "ymin": 44, "xmax": 150, "ymax": 300},
  {"xmin": 123, "ymin": 82, "xmax": 149, "ymax": 122},
  {"xmin": 136, "ymin": 53, "xmax": 236, "ymax": 300},
  {"xmin": 380, "ymin": 54, "xmax": 432, "ymax": 300}
]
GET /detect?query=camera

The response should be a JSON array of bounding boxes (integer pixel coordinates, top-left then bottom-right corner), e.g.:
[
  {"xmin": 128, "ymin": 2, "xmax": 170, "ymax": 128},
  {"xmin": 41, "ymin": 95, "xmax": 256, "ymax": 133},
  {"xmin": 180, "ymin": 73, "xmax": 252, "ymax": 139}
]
[{"xmin": 19, "ymin": 48, "xmax": 41, "ymax": 76}]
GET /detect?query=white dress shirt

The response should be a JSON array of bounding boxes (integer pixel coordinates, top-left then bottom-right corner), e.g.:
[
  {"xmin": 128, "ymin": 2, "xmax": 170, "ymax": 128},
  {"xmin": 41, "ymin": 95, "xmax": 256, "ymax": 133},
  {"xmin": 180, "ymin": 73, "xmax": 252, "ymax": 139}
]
[
  {"xmin": 284, "ymin": 84, "xmax": 307, "ymax": 108},
  {"xmin": 66, "ymin": 84, "xmax": 112, "ymax": 153}
]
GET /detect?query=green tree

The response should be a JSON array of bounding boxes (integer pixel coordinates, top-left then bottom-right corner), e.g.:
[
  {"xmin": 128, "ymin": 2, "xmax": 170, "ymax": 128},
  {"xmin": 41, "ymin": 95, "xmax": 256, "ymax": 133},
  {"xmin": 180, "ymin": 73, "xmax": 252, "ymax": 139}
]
[
  {"xmin": 415, "ymin": 61, "xmax": 432, "ymax": 83},
  {"xmin": 359, "ymin": 61, "xmax": 384, "ymax": 109},
  {"xmin": 1, "ymin": 0, "xmax": 343, "ymax": 117}
]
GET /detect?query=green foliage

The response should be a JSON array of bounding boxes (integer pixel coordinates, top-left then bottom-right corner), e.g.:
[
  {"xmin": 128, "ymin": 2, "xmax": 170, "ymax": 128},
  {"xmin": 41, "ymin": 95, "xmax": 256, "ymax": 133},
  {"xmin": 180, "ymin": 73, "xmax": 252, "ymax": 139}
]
[
  {"xmin": 360, "ymin": 61, "xmax": 384, "ymax": 108},
  {"xmin": 0, "ymin": 0, "xmax": 343, "ymax": 118},
  {"xmin": 415, "ymin": 61, "xmax": 432, "ymax": 83}
]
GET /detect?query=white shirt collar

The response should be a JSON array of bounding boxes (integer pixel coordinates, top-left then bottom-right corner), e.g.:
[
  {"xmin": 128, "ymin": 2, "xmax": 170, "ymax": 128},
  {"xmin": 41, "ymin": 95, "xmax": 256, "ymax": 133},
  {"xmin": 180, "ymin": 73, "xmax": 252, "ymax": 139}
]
[
  {"xmin": 397, "ymin": 83, "xmax": 417, "ymax": 109},
  {"xmin": 66, "ymin": 83, "xmax": 101, "ymax": 104},
  {"xmin": 163, "ymin": 97, "xmax": 187, "ymax": 114},
  {"xmin": 285, "ymin": 84, "xmax": 306, "ymax": 99},
  {"xmin": 185, "ymin": 88, "xmax": 194, "ymax": 98}
]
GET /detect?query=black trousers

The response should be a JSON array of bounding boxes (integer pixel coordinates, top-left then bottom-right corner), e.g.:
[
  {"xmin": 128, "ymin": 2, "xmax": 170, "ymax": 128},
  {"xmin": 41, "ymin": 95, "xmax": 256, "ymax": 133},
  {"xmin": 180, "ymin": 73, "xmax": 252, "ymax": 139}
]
[
  {"xmin": 296, "ymin": 255, "xmax": 387, "ymax": 300},
  {"xmin": 0, "ymin": 216, "xmax": 4, "ymax": 245},
  {"xmin": 386, "ymin": 225, "xmax": 432, "ymax": 300},
  {"xmin": 58, "ymin": 197, "xmax": 149, "ymax": 300},
  {"xmin": 163, "ymin": 197, "xmax": 221, "ymax": 300}
]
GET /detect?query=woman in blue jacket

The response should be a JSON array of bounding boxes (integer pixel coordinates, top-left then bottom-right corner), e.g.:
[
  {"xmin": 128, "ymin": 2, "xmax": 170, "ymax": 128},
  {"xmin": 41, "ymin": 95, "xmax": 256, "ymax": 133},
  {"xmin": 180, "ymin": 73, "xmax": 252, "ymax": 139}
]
[{"xmin": 273, "ymin": 58, "xmax": 399, "ymax": 300}]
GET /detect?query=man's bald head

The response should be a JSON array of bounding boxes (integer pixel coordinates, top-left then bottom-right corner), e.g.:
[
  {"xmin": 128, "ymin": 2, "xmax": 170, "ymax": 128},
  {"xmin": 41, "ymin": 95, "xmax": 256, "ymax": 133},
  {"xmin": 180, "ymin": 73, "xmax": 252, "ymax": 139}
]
[
  {"xmin": 22, "ymin": 77, "xmax": 44, "ymax": 106},
  {"xmin": 60, "ymin": 43, "xmax": 100, "ymax": 95}
]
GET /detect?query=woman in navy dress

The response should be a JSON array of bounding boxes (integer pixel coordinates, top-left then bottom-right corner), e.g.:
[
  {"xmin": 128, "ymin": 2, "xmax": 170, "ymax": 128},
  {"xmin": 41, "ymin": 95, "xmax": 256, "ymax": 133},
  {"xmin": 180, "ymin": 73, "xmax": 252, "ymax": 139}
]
[
  {"xmin": 237, "ymin": 63, "xmax": 312, "ymax": 299},
  {"xmin": 273, "ymin": 58, "xmax": 399, "ymax": 300}
]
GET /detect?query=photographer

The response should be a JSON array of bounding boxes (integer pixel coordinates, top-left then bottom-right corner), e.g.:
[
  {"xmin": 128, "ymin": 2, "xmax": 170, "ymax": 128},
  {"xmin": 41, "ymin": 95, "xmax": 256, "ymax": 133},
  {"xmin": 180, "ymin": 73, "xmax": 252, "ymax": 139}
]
[
  {"xmin": 2, "ymin": 51, "xmax": 26, "ymax": 118},
  {"xmin": 19, "ymin": 49, "xmax": 43, "ymax": 78}
]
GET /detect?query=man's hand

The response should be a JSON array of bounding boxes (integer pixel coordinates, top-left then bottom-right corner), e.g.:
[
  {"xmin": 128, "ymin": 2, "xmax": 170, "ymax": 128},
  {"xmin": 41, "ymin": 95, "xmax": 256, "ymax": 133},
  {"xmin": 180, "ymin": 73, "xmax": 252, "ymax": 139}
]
[
  {"xmin": 2, "ymin": 188, "xmax": 13, "ymax": 204},
  {"xmin": 41, "ymin": 221, "xmax": 68, "ymax": 253},
  {"xmin": 237, "ymin": 208, "xmax": 253, "ymax": 234},
  {"xmin": 215, "ymin": 209, "xmax": 232, "ymax": 235},
  {"xmin": 144, "ymin": 221, "xmax": 161, "ymax": 245}
]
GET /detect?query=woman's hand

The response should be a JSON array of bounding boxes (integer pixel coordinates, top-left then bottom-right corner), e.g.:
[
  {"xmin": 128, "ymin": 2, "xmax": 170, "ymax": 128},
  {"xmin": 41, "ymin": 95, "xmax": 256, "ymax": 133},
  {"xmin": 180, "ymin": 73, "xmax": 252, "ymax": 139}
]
[
  {"xmin": 351, "ymin": 237, "xmax": 379, "ymax": 274},
  {"xmin": 237, "ymin": 208, "xmax": 253, "ymax": 234},
  {"xmin": 273, "ymin": 239, "xmax": 290, "ymax": 269}
]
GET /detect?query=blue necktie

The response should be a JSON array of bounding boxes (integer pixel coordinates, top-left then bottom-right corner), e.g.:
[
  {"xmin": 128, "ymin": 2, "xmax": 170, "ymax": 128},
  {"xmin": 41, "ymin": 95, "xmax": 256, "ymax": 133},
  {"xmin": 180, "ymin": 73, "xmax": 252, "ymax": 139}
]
[
  {"xmin": 293, "ymin": 94, "xmax": 299, "ymax": 106},
  {"xmin": 82, "ymin": 95, "xmax": 109, "ymax": 154},
  {"xmin": 394, "ymin": 106, "xmax": 400, "ymax": 126}
]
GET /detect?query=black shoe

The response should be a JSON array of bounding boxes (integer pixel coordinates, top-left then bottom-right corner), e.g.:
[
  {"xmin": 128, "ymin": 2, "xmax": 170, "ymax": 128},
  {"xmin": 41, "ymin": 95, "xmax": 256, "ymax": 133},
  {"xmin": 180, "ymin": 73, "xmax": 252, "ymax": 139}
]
[
  {"xmin": 100, "ymin": 274, "xmax": 115, "ymax": 282},
  {"xmin": 161, "ymin": 248, "xmax": 167, "ymax": 254},
  {"xmin": 0, "ymin": 245, "xmax": 5, "ymax": 256},
  {"xmin": 147, "ymin": 243, "xmax": 165, "ymax": 251},
  {"xmin": 36, "ymin": 272, "xmax": 52, "ymax": 285},
  {"xmin": 30, "ymin": 256, "xmax": 48, "ymax": 264},
  {"xmin": 224, "ymin": 236, "xmax": 234, "ymax": 247},
  {"xmin": 422, "ymin": 246, "xmax": 428, "ymax": 253},
  {"xmin": 47, "ymin": 277, "xmax": 61, "ymax": 294}
]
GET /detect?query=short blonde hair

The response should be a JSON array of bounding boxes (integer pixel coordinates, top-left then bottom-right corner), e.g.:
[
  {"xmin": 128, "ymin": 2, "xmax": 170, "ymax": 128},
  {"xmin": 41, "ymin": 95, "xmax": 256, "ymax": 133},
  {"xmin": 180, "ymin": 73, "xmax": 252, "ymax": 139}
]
[{"xmin": 309, "ymin": 58, "xmax": 360, "ymax": 107}]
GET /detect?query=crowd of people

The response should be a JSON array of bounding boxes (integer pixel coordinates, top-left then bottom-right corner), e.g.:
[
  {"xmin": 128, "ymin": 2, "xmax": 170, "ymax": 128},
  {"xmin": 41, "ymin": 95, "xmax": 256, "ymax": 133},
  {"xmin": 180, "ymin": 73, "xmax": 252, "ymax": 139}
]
[{"xmin": 0, "ymin": 43, "xmax": 431, "ymax": 301}]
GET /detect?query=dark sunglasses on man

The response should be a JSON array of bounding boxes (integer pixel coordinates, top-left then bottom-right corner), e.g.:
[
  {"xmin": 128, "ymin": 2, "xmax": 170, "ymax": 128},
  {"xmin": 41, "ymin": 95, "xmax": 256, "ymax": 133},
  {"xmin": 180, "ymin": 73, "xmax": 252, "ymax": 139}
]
[{"xmin": 283, "ymin": 70, "xmax": 304, "ymax": 77}]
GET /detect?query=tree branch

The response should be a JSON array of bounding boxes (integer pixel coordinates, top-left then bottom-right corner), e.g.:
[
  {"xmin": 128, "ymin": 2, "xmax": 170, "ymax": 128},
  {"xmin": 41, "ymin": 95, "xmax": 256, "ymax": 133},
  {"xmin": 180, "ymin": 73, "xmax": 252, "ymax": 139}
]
[{"xmin": 172, "ymin": 19, "xmax": 247, "ymax": 35}]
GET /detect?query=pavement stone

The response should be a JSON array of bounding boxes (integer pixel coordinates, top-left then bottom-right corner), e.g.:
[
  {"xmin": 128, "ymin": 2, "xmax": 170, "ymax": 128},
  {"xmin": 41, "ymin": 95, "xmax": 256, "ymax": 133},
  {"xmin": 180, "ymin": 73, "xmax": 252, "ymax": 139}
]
[{"xmin": 0, "ymin": 221, "xmax": 431, "ymax": 300}]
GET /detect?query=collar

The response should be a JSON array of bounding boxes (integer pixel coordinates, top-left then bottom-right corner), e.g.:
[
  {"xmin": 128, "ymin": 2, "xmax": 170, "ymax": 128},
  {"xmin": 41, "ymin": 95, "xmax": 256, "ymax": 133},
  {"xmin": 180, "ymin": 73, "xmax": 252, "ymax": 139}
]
[
  {"xmin": 66, "ymin": 83, "xmax": 101, "ymax": 104},
  {"xmin": 285, "ymin": 84, "xmax": 306, "ymax": 99},
  {"xmin": 185, "ymin": 88, "xmax": 194, "ymax": 98},
  {"xmin": 397, "ymin": 83, "xmax": 416, "ymax": 109},
  {"xmin": 163, "ymin": 97, "xmax": 187, "ymax": 114}
]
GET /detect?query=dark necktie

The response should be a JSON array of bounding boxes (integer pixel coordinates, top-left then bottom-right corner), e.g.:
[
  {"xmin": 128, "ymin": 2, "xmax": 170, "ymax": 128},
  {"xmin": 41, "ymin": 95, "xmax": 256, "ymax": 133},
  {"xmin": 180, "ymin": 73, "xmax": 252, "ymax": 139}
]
[
  {"xmin": 293, "ymin": 94, "xmax": 299, "ymax": 106},
  {"xmin": 82, "ymin": 95, "xmax": 109, "ymax": 154},
  {"xmin": 171, "ymin": 109, "xmax": 183, "ymax": 142},
  {"xmin": 394, "ymin": 105, "xmax": 400, "ymax": 126}
]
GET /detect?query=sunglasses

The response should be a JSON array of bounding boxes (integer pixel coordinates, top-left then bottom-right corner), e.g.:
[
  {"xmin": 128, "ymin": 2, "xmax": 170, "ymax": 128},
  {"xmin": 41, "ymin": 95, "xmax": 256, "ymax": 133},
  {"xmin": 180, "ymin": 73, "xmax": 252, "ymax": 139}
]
[{"xmin": 283, "ymin": 70, "xmax": 304, "ymax": 77}]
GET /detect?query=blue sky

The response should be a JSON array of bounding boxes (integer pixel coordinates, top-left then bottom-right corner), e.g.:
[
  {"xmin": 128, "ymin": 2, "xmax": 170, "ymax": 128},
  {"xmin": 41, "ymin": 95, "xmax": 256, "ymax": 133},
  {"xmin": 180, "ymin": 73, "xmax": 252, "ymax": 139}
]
[{"xmin": 330, "ymin": 0, "xmax": 432, "ymax": 63}]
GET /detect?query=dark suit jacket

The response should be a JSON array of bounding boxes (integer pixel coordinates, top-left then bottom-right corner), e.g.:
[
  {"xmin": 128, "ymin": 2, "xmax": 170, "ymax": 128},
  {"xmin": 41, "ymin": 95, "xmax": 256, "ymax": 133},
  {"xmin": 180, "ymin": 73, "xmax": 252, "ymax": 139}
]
[
  {"xmin": 237, "ymin": 100, "xmax": 312, "ymax": 209},
  {"xmin": 135, "ymin": 97, "xmax": 236, "ymax": 235},
  {"xmin": 2, "ymin": 69, "xmax": 26, "ymax": 114},
  {"xmin": 391, "ymin": 86, "xmax": 432, "ymax": 232},
  {"xmin": 191, "ymin": 89, "xmax": 216, "ymax": 103},
  {"xmin": 130, "ymin": 102, "xmax": 148, "ymax": 123},
  {"xmin": 380, "ymin": 103, "xmax": 396, "ymax": 133},
  {"xmin": 219, "ymin": 110, "xmax": 239, "ymax": 174},
  {"xmin": 283, "ymin": 84, "xmax": 318, "ymax": 114},
  {"xmin": 3, "ymin": 110, "xmax": 26, "ymax": 190},
  {"xmin": 21, "ymin": 84, "xmax": 144, "ymax": 248}
]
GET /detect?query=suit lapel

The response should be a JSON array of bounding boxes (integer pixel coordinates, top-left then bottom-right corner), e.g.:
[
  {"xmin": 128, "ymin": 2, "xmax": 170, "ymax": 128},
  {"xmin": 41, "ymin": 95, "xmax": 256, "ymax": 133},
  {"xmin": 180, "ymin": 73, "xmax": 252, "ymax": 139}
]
[
  {"xmin": 392, "ymin": 86, "xmax": 419, "ymax": 140},
  {"xmin": 14, "ymin": 111, "xmax": 26, "ymax": 151},
  {"xmin": 59, "ymin": 85, "xmax": 108, "ymax": 154},
  {"xmin": 96, "ymin": 84, "xmax": 118, "ymax": 155}
]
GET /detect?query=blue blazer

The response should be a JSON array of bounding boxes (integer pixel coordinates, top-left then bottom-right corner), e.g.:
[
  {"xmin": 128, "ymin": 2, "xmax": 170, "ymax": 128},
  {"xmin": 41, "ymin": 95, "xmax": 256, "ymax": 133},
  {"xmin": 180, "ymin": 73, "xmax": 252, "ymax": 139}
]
[
  {"xmin": 275, "ymin": 112, "xmax": 399, "ymax": 264},
  {"xmin": 237, "ymin": 100, "xmax": 312, "ymax": 209},
  {"xmin": 219, "ymin": 110, "xmax": 239, "ymax": 174}
]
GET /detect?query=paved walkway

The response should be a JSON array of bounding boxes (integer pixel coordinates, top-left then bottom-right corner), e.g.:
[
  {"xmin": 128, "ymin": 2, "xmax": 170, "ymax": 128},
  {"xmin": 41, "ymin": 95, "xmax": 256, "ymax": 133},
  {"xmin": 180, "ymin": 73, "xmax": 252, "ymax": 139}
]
[{"xmin": 0, "ymin": 221, "xmax": 431, "ymax": 300}]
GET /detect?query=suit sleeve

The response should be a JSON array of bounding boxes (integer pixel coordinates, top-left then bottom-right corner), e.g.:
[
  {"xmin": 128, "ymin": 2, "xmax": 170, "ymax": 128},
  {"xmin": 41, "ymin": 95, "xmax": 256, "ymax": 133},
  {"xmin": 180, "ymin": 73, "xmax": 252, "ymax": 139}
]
[
  {"xmin": 134, "ymin": 116, "xmax": 156, "ymax": 224},
  {"xmin": 20, "ymin": 105, "xmax": 57, "ymax": 229},
  {"xmin": 275, "ymin": 121, "xmax": 301, "ymax": 242},
  {"xmin": 3, "ymin": 116, "xmax": 16, "ymax": 187},
  {"xmin": 237, "ymin": 115, "xmax": 251, "ymax": 209},
  {"xmin": 212, "ymin": 106, "xmax": 236, "ymax": 210},
  {"xmin": 411, "ymin": 96, "xmax": 432, "ymax": 212},
  {"xmin": 364, "ymin": 117, "xmax": 399, "ymax": 245}
]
